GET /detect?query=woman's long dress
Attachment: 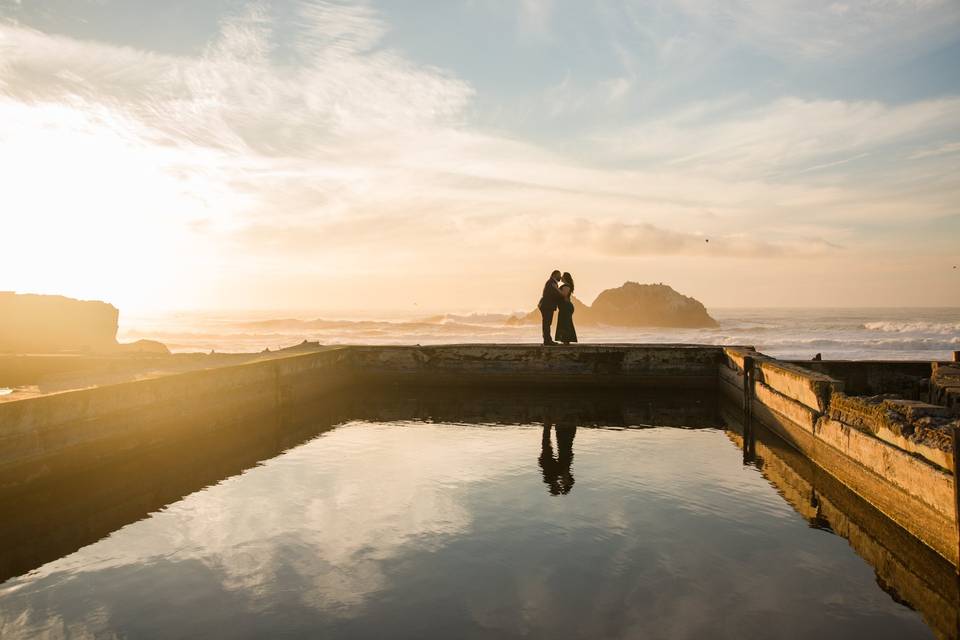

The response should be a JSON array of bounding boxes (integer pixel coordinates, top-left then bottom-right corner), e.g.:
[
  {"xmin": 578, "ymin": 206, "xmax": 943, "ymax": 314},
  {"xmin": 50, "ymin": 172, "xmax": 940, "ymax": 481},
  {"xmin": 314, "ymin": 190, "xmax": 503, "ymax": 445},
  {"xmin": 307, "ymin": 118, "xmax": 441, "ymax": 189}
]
[{"xmin": 555, "ymin": 298, "xmax": 578, "ymax": 344}]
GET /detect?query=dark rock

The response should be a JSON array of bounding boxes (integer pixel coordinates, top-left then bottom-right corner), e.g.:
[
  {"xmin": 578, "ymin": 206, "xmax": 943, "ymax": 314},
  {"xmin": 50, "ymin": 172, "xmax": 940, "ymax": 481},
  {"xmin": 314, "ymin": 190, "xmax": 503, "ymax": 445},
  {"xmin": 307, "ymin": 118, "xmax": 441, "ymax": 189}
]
[
  {"xmin": 115, "ymin": 339, "xmax": 170, "ymax": 355},
  {"xmin": 589, "ymin": 282, "xmax": 718, "ymax": 328},
  {"xmin": 0, "ymin": 292, "xmax": 171, "ymax": 355},
  {"xmin": 0, "ymin": 292, "xmax": 119, "ymax": 353}
]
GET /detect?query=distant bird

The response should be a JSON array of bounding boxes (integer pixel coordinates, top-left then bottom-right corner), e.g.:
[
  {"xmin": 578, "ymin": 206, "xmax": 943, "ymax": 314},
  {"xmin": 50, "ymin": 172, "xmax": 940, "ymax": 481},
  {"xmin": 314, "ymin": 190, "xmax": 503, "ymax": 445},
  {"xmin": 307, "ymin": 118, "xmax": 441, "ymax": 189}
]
[{"xmin": 705, "ymin": 238, "xmax": 709, "ymax": 243}]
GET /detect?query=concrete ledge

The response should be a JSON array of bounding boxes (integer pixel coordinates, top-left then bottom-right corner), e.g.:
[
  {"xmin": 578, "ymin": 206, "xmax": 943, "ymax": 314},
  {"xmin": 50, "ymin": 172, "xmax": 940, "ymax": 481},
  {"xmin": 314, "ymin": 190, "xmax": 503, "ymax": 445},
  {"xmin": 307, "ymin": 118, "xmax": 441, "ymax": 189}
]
[
  {"xmin": 722, "ymin": 347, "xmax": 842, "ymax": 412},
  {"xmin": 793, "ymin": 360, "xmax": 932, "ymax": 397},
  {"xmin": 742, "ymin": 396, "xmax": 956, "ymax": 564},
  {"xmin": 756, "ymin": 360, "xmax": 842, "ymax": 413},
  {"xmin": 815, "ymin": 418, "xmax": 954, "ymax": 519},
  {"xmin": 828, "ymin": 393, "xmax": 954, "ymax": 471},
  {"xmin": 931, "ymin": 363, "xmax": 960, "ymax": 413},
  {"xmin": 0, "ymin": 348, "xmax": 352, "ymax": 476},
  {"xmin": 719, "ymin": 357, "xmax": 958, "ymax": 564},
  {"xmin": 344, "ymin": 344, "xmax": 724, "ymax": 389},
  {"xmin": 753, "ymin": 381, "xmax": 819, "ymax": 433}
]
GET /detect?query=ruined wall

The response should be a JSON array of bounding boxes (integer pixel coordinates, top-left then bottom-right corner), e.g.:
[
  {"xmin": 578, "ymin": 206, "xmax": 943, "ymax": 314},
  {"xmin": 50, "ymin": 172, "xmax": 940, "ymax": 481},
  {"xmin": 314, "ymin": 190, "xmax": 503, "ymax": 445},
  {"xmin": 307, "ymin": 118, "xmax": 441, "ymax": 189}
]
[
  {"xmin": 343, "ymin": 344, "xmax": 722, "ymax": 389},
  {"xmin": 789, "ymin": 360, "xmax": 931, "ymax": 397},
  {"xmin": 0, "ymin": 347, "xmax": 353, "ymax": 487},
  {"xmin": 931, "ymin": 363, "xmax": 960, "ymax": 413},
  {"xmin": 720, "ymin": 347, "xmax": 959, "ymax": 565}
]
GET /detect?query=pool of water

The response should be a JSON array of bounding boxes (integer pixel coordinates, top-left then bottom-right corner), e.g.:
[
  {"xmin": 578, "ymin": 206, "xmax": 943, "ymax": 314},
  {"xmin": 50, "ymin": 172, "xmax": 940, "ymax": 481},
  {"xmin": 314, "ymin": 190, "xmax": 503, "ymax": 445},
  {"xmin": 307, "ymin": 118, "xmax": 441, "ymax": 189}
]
[{"xmin": 0, "ymin": 392, "xmax": 946, "ymax": 638}]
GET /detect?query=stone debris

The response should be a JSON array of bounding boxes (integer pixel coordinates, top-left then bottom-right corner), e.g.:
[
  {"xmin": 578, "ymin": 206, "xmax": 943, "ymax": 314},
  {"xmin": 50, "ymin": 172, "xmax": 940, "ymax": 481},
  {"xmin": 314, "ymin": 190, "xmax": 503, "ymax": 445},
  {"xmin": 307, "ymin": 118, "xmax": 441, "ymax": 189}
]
[
  {"xmin": 829, "ymin": 393, "xmax": 958, "ymax": 453},
  {"xmin": 931, "ymin": 364, "xmax": 960, "ymax": 414}
]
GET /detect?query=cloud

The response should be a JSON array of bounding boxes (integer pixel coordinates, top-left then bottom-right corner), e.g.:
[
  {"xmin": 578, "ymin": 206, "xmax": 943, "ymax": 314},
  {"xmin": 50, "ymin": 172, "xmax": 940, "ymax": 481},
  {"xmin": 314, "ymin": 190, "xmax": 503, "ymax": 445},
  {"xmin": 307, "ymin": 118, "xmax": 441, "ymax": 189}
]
[
  {"xmin": 908, "ymin": 141, "xmax": 960, "ymax": 161},
  {"xmin": 569, "ymin": 220, "xmax": 839, "ymax": 259},
  {"xmin": 592, "ymin": 96, "xmax": 960, "ymax": 179},
  {"xmin": 0, "ymin": 0, "xmax": 957, "ymax": 311},
  {"xmin": 0, "ymin": 2, "xmax": 473, "ymax": 153},
  {"xmin": 665, "ymin": 0, "xmax": 960, "ymax": 61}
]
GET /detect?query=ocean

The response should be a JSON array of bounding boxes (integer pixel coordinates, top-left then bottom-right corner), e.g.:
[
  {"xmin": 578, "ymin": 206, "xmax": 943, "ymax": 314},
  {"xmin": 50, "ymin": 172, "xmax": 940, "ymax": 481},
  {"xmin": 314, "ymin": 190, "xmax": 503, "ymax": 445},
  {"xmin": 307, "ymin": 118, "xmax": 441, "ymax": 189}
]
[{"xmin": 118, "ymin": 307, "xmax": 960, "ymax": 361}]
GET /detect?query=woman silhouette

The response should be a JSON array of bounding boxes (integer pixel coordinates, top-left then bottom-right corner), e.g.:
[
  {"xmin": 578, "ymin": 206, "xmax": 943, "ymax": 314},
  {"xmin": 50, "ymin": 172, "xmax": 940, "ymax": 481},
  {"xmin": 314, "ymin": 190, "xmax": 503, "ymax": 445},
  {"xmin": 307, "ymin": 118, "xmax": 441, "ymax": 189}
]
[{"xmin": 554, "ymin": 272, "xmax": 578, "ymax": 345}]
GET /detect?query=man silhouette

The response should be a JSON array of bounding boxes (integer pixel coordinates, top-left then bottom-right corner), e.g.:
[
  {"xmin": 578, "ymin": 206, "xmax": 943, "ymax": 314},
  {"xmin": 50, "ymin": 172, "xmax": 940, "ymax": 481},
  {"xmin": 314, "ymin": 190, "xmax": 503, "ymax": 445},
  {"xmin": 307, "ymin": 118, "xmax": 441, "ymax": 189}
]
[{"xmin": 538, "ymin": 270, "xmax": 564, "ymax": 346}]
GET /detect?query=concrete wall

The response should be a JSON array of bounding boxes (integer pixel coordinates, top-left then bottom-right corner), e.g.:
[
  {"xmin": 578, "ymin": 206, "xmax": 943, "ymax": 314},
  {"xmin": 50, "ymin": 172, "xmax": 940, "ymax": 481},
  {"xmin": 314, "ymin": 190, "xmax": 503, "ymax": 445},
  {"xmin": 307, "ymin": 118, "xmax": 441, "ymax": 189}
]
[
  {"xmin": 932, "ymin": 363, "xmax": 960, "ymax": 413},
  {"xmin": 788, "ymin": 360, "xmax": 932, "ymax": 397},
  {"xmin": 720, "ymin": 347, "xmax": 959, "ymax": 565},
  {"xmin": 343, "ymin": 344, "xmax": 724, "ymax": 389},
  {"xmin": 0, "ymin": 347, "xmax": 353, "ymax": 487}
]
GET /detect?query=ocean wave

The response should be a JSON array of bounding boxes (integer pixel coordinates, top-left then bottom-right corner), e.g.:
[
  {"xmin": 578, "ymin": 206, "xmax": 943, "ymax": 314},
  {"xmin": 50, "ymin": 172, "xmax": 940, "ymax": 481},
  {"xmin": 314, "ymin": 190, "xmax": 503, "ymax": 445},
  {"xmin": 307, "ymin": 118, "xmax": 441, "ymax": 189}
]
[{"xmin": 864, "ymin": 321, "xmax": 960, "ymax": 334}]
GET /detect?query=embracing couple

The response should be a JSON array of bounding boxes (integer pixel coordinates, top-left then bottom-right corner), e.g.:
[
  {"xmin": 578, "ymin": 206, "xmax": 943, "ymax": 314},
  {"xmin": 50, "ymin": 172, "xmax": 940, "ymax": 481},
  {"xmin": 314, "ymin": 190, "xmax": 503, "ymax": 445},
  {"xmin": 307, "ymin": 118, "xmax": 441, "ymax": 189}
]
[{"xmin": 538, "ymin": 270, "xmax": 578, "ymax": 346}]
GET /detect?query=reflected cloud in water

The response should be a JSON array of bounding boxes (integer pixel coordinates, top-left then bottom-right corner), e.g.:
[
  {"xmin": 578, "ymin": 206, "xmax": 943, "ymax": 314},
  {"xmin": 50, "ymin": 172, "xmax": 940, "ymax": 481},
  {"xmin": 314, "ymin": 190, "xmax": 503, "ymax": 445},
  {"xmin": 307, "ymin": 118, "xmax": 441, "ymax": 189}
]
[{"xmin": 0, "ymin": 391, "xmax": 942, "ymax": 639}]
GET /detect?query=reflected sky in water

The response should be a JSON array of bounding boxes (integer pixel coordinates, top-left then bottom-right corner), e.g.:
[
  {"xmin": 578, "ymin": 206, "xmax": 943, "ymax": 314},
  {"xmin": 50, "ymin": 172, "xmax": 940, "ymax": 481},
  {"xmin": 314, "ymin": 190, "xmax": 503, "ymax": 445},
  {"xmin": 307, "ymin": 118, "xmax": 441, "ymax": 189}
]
[{"xmin": 0, "ymin": 422, "xmax": 932, "ymax": 639}]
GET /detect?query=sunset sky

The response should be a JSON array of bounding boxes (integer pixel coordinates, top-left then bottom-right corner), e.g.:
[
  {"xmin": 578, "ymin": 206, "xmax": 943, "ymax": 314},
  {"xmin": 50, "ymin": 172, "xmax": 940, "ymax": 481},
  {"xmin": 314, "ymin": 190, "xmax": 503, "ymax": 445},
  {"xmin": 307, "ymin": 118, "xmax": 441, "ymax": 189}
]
[{"xmin": 1, "ymin": 0, "xmax": 958, "ymax": 314}]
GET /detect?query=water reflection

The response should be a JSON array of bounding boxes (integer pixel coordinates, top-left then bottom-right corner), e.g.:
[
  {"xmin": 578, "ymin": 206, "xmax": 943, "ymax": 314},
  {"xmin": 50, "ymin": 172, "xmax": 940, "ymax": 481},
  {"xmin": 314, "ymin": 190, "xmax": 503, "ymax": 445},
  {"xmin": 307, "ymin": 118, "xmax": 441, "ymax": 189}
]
[
  {"xmin": 540, "ymin": 424, "xmax": 576, "ymax": 496},
  {"xmin": 722, "ymin": 401, "xmax": 959, "ymax": 640},
  {"xmin": 0, "ymin": 389, "xmax": 949, "ymax": 639},
  {"xmin": 0, "ymin": 388, "xmax": 711, "ymax": 584}
]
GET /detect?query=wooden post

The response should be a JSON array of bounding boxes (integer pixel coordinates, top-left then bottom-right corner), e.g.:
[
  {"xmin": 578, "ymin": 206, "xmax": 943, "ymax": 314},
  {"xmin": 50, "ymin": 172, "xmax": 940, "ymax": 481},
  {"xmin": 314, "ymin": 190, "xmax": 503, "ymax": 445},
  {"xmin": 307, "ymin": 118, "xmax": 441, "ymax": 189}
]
[
  {"xmin": 953, "ymin": 351, "xmax": 960, "ymax": 363},
  {"xmin": 743, "ymin": 356, "xmax": 755, "ymax": 463},
  {"xmin": 953, "ymin": 425, "xmax": 960, "ymax": 574}
]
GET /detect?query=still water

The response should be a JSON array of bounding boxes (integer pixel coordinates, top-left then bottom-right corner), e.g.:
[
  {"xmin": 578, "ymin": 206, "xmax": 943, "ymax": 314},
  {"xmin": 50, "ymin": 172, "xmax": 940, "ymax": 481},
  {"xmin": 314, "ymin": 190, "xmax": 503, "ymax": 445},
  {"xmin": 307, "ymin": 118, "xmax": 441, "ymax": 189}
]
[{"xmin": 0, "ymin": 393, "xmax": 943, "ymax": 639}]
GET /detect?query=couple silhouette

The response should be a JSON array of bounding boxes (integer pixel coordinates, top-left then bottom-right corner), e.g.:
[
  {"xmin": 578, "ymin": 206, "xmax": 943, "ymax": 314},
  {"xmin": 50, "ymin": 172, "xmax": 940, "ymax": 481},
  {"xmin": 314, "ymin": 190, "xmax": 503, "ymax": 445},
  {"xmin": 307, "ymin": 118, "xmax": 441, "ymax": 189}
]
[
  {"xmin": 537, "ymin": 270, "xmax": 578, "ymax": 346},
  {"xmin": 539, "ymin": 422, "xmax": 576, "ymax": 496}
]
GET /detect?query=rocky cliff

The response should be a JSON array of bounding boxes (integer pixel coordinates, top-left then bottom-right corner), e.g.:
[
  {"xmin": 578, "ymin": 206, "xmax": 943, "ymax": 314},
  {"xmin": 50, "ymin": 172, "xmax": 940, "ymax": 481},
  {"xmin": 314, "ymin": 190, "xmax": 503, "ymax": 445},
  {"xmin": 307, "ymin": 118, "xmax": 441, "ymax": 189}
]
[
  {"xmin": 0, "ymin": 292, "xmax": 120, "ymax": 353},
  {"xmin": 519, "ymin": 282, "xmax": 717, "ymax": 328},
  {"xmin": 589, "ymin": 282, "xmax": 718, "ymax": 328}
]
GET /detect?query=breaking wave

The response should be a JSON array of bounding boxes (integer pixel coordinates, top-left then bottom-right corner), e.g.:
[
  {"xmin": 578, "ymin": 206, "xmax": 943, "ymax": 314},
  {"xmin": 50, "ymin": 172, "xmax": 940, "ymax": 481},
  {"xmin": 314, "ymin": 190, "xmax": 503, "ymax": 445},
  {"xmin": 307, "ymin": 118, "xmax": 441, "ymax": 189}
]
[
  {"xmin": 864, "ymin": 321, "xmax": 960, "ymax": 335},
  {"xmin": 119, "ymin": 308, "xmax": 960, "ymax": 361}
]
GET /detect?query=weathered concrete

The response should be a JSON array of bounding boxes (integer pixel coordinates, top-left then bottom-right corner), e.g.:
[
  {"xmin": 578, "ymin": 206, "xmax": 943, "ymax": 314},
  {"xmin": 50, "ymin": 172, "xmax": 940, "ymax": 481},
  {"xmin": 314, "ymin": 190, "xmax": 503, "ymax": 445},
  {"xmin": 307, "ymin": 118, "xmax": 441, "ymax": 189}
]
[
  {"xmin": 753, "ymin": 381, "xmax": 820, "ymax": 433},
  {"xmin": 931, "ymin": 363, "xmax": 960, "ymax": 414},
  {"xmin": 723, "ymin": 383, "xmax": 957, "ymax": 564},
  {"xmin": 342, "ymin": 344, "xmax": 724, "ymax": 389},
  {"xmin": 0, "ymin": 347, "xmax": 353, "ymax": 484},
  {"xmin": 0, "ymin": 346, "xmax": 336, "ymax": 403},
  {"xmin": 725, "ymin": 347, "xmax": 842, "ymax": 412},
  {"xmin": 792, "ymin": 360, "xmax": 932, "ymax": 398},
  {"xmin": 815, "ymin": 417, "xmax": 955, "ymax": 519},
  {"xmin": 829, "ymin": 393, "xmax": 955, "ymax": 470},
  {"xmin": 721, "ymin": 346, "xmax": 960, "ymax": 565}
]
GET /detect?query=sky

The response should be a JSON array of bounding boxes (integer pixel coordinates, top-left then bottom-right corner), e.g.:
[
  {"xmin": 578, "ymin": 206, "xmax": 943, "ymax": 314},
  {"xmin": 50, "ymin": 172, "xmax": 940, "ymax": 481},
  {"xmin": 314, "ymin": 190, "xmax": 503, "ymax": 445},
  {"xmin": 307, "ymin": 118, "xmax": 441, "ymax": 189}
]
[{"xmin": 1, "ymin": 0, "xmax": 958, "ymax": 314}]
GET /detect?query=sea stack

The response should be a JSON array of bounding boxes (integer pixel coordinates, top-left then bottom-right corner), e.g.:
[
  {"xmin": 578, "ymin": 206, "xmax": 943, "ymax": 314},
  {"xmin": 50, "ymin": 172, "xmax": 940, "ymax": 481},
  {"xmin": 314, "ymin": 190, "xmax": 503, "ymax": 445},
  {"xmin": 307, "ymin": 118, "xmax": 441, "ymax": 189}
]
[
  {"xmin": 0, "ymin": 292, "xmax": 120, "ymax": 353},
  {"xmin": 588, "ymin": 282, "xmax": 718, "ymax": 328}
]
